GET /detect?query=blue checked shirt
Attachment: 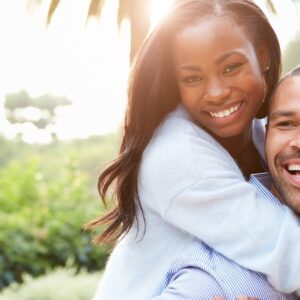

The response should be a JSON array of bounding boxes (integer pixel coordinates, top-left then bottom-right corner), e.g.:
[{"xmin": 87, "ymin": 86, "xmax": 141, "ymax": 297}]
[{"xmin": 152, "ymin": 173, "xmax": 299, "ymax": 300}]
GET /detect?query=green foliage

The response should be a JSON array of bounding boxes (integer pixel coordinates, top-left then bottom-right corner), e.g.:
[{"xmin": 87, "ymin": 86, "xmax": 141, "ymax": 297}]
[
  {"xmin": 0, "ymin": 133, "xmax": 120, "ymax": 187},
  {"xmin": 5, "ymin": 90, "xmax": 71, "ymax": 111},
  {"xmin": 0, "ymin": 268, "xmax": 101, "ymax": 300},
  {"xmin": 0, "ymin": 136, "xmax": 31, "ymax": 166},
  {"xmin": 0, "ymin": 133, "xmax": 120, "ymax": 289}
]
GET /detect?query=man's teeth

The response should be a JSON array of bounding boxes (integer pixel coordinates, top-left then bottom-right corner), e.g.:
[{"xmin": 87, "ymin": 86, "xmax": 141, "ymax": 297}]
[
  {"xmin": 287, "ymin": 164, "xmax": 300, "ymax": 171},
  {"xmin": 209, "ymin": 104, "xmax": 240, "ymax": 118}
]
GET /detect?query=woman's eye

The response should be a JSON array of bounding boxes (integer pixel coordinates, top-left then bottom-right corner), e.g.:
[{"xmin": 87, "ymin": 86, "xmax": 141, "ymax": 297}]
[
  {"xmin": 183, "ymin": 76, "xmax": 202, "ymax": 83},
  {"xmin": 223, "ymin": 63, "xmax": 241, "ymax": 74}
]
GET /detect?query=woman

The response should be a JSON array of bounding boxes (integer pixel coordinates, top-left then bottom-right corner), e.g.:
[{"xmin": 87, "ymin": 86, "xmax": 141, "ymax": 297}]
[{"xmin": 89, "ymin": 1, "xmax": 300, "ymax": 299}]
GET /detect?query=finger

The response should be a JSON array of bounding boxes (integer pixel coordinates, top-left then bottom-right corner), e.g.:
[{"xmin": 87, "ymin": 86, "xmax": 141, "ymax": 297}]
[
  {"xmin": 213, "ymin": 297, "xmax": 224, "ymax": 300},
  {"xmin": 237, "ymin": 296, "xmax": 259, "ymax": 300}
]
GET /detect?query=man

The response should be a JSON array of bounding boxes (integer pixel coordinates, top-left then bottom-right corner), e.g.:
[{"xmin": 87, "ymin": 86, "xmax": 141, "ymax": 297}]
[
  {"xmin": 153, "ymin": 66, "xmax": 300, "ymax": 300},
  {"xmin": 265, "ymin": 66, "xmax": 300, "ymax": 216}
]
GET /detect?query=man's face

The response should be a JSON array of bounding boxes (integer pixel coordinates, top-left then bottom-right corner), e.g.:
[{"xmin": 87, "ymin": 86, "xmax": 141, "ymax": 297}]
[{"xmin": 265, "ymin": 75, "xmax": 300, "ymax": 214}]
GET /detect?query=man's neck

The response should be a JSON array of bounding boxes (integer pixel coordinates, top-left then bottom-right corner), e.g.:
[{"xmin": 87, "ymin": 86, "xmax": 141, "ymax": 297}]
[{"xmin": 270, "ymin": 184, "xmax": 286, "ymax": 205}]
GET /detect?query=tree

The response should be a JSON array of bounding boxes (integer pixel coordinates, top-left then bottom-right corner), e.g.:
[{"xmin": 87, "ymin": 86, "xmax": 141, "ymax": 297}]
[
  {"xmin": 29, "ymin": 0, "xmax": 299, "ymax": 63},
  {"xmin": 4, "ymin": 90, "xmax": 71, "ymax": 132},
  {"xmin": 29, "ymin": 0, "xmax": 151, "ymax": 63}
]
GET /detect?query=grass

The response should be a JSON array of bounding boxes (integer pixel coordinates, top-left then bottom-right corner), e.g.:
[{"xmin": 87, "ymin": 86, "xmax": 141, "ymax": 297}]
[{"xmin": 0, "ymin": 268, "xmax": 102, "ymax": 300}]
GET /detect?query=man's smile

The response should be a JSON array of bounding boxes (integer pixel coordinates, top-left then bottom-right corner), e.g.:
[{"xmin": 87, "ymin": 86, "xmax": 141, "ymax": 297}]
[{"xmin": 278, "ymin": 157, "xmax": 300, "ymax": 188}]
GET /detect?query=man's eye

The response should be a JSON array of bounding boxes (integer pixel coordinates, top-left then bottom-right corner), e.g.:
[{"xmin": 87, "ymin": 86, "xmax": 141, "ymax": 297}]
[
  {"xmin": 276, "ymin": 121, "xmax": 296, "ymax": 128},
  {"xmin": 223, "ymin": 63, "xmax": 241, "ymax": 74}
]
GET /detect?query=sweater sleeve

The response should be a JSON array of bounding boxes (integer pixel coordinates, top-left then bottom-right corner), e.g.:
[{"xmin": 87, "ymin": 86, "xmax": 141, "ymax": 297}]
[{"xmin": 139, "ymin": 116, "xmax": 300, "ymax": 294}]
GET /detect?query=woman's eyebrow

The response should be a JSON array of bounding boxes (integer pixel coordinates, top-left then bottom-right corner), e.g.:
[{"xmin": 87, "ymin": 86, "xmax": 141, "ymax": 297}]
[
  {"xmin": 176, "ymin": 51, "xmax": 245, "ymax": 72},
  {"xmin": 215, "ymin": 51, "xmax": 244, "ymax": 64}
]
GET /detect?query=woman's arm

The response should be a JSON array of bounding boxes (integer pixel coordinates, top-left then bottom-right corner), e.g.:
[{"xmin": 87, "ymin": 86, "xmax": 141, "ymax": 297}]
[{"xmin": 139, "ymin": 114, "xmax": 300, "ymax": 294}]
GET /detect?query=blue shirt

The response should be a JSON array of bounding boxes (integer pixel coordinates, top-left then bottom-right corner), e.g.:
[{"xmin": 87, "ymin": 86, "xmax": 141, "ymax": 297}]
[{"xmin": 152, "ymin": 173, "xmax": 299, "ymax": 300}]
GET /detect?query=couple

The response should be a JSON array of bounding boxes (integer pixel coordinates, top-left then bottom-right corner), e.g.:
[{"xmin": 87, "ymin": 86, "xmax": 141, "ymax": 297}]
[{"xmin": 88, "ymin": 0, "xmax": 300, "ymax": 299}]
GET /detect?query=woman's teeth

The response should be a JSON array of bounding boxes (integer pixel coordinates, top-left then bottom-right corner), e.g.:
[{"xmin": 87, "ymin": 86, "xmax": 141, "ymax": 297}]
[{"xmin": 209, "ymin": 104, "xmax": 240, "ymax": 118}]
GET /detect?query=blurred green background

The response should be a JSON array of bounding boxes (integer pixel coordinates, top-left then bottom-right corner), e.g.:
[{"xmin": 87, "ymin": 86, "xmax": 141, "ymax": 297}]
[{"xmin": 0, "ymin": 132, "xmax": 119, "ymax": 299}]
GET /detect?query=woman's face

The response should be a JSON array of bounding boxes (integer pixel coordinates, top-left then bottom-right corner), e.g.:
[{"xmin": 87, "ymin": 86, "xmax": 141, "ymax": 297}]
[{"xmin": 172, "ymin": 16, "xmax": 266, "ymax": 138}]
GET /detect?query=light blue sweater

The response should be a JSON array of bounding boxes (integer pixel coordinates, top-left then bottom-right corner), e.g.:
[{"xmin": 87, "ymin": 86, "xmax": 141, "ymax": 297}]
[
  {"xmin": 93, "ymin": 105, "xmax": 300, "ymax": 300},
  {"xmin": 152, "ymin": 174, "xmax": 298, "ymax": 299}
]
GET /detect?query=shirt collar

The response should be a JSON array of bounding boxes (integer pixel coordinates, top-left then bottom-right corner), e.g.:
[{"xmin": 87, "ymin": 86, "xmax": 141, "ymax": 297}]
[{"xmin": 249, "ymin": 172, "xmax": 282, "ymax": 206}]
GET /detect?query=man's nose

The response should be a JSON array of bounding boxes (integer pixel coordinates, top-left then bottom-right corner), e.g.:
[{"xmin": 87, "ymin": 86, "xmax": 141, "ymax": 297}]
[
  {"xmin": 288, "ymin": 128, "xmax": 300, "ymax": 149},
  {"xmin": 203, "ymin": 77, "xmax": 231, "ymax": 104}
]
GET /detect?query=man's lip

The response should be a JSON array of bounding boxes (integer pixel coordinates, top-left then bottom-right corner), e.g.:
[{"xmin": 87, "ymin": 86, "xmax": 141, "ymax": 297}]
[
  {"xmin": 205, "ymin": 100, "xmax": 242, "ymax": 114},
  {"xmin": 281, "ymin": 158, "xmax": 300, "ymax": 169},
  {"xmin": 282, "ymin": 167, "xmax": 300, "ymax": 188},
  {"xmin": 284, "ymin": 159, "xmax": 300, "ymax": 164},
  {"xmin": 279, "ymin": 157, "xmax": 300, "ymax": 188}
]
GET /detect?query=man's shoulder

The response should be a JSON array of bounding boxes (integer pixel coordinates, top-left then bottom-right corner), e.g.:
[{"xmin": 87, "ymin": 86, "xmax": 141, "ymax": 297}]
[
  {"xmin": 165, "ymin": 237, "xmax": 296, "ymax": 299},
  {"xmin": 167, "ymin": 239, "xmax": 218, "ymax": 274}
]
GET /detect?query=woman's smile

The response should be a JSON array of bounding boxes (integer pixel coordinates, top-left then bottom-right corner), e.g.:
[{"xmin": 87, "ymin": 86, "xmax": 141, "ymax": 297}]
[
  {"xmin": 206, "ymin": 101, "xmax": 242, "ymax": 118},
  {"xmin": 202, "ymin": 100, "xmax": 246, "ymax": 130}
]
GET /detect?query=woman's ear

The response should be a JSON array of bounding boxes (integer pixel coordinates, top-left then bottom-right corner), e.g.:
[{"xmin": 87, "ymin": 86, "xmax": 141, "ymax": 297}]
[
  {"xmin": 255, "ymin": 45, "xmax": 270, "ymax": 119},
  {"xmin": 259, "ymin": 45, "xmax": 270, "ymax": 72}
]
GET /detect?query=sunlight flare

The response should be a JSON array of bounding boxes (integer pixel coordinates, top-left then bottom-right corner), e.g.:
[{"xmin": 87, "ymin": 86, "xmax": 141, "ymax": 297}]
[{"xmin": 150, "ymin": 0, "xmax": 174, "ymax": 29}]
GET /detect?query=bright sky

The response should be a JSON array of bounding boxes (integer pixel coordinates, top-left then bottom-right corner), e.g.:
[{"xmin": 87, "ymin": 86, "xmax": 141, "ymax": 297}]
[{"xmin": 0, "ymin": 0, "xmax": 299, "ymax": 143}]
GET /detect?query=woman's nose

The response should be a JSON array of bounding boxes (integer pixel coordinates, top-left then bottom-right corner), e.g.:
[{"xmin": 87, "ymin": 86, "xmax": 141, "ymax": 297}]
[{"xmin": 204, "ymin": 77, "xmax": 231, "ymax": 104}]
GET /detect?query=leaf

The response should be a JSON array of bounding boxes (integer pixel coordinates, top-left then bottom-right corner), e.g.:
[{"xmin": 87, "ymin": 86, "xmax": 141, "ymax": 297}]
[
  {"xmin": 26, "ymin": 0, "xmax": 43, "ymax": 11},
  {"xmin": 86, "ymin": 0, "xmax": 105, "ymax": 20},
  {"xmin": 47, "ymin": 0, "xmax": 61, "ymax": 25},
  {"xmin": 265, "ymin": 0, "xmax": 277, "ymax": 14},
  {"xmin": 117, "ymin": 0, "xmax": 130, "ymax": 30}
]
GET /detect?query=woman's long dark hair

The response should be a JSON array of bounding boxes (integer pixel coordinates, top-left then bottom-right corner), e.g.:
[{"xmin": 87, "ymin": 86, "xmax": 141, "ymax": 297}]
[{"xmin": 86, "ymin": 0, "xmax": 281, "ymax": 244}]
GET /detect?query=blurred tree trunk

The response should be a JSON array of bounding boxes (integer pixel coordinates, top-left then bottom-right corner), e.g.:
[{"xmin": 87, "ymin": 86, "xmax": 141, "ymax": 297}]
[{"xmin": 128, "ymin": 0, "xmax": 151, "ymax": 62}]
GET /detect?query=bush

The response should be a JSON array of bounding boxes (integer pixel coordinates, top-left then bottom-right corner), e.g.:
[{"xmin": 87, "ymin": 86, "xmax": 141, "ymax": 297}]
[
  {"xmin": 0, "ymin": 156, "xmax": 109, "ymax": 289},
  {"xmin": 0, "ymin": 268, "xmax": 102, "ymax": 300}
]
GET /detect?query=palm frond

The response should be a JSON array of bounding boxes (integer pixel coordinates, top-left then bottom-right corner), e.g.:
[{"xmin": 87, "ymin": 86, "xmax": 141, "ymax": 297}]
[
  {"xmin": 47, "ymin": 0, "xmax": 61, "ymax": 25},
  {"xmin": 86, "ymin": 0, "xmax": 105, "ymax": 20},
  {"xmin": 265, "ymin": 0, "xmax": 277, "ymax": 14},
  {"xmin": 117, "ymin": 0, "xmax": 130, "ymax": 30},
  {"xmin": 26, "ymin": 0, "xmax": 42, "ymax": 10}
]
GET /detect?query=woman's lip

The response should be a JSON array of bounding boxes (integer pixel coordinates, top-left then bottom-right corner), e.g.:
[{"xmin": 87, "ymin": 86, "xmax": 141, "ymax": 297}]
[{"xmin": 205, "ymin": 101, "xmax": 243, "ymax": 114}]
